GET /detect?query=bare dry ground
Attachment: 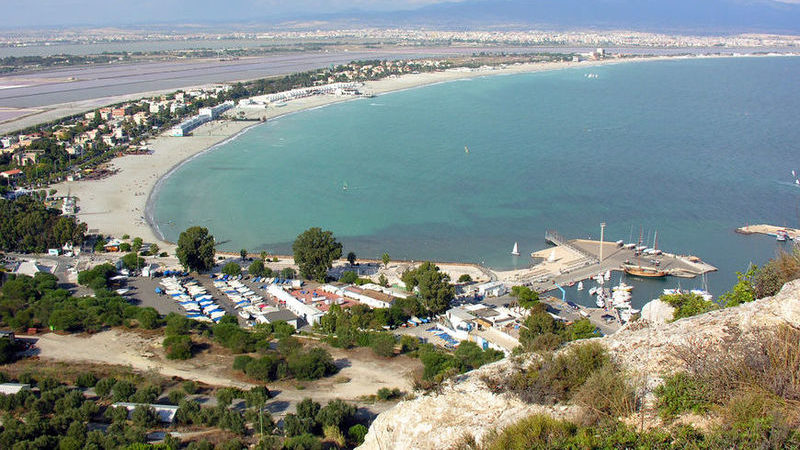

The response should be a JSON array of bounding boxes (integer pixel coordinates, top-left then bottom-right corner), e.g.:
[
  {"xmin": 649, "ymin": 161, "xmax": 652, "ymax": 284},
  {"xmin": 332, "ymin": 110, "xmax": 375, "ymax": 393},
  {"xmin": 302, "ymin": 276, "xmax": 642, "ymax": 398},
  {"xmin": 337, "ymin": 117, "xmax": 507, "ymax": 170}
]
[{"xmin": 31, "ymin": 329, "xmax": 420, "ymax": 410}]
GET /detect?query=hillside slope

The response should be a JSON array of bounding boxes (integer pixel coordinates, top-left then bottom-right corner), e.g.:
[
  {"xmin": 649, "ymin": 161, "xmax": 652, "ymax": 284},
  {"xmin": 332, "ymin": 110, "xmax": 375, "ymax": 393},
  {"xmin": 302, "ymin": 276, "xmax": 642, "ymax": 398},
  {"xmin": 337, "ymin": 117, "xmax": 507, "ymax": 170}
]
[{"xmin": 359, "ymin": 280, "xmax": 800, "ymax": 449}]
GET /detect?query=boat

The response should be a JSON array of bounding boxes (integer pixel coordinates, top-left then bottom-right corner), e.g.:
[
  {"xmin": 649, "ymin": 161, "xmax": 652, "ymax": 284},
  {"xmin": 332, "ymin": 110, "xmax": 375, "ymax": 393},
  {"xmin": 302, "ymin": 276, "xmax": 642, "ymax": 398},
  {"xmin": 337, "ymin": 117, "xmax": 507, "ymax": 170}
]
[
  {"xmin": 596, "ymin": 296, "xmax": 605, "ymax": 308},
  {"xmin": 776, "ymin": 229, "xmax": 788, "ymax": 242},
  {"xmin": 623, "ymin": 263, "xmax": 667, "ymax": 278},
  {"xmin": 603, "ymin": 270, "xmax": 611, "ymax": 281},
  {"xmin": 588, "ymin": 286, "xmax": 598, "ymax": 296},
  {"xmin": 612, "ymin": 281, "xmax": 633, "ymax": 292},
  {"xmin": 577, "ymin": 281, "xmax": 584, "ymax": 291},
  {"xmin": 465, "ymin": 145, "xmax": 470, "ymax": 154},
  {"xmin": 511, "ymin": 242, "xmax": 520, "ymax": 256},
  {"xmin": 342, "ymin": 181, "xmax": 349, "ymax": 191}
]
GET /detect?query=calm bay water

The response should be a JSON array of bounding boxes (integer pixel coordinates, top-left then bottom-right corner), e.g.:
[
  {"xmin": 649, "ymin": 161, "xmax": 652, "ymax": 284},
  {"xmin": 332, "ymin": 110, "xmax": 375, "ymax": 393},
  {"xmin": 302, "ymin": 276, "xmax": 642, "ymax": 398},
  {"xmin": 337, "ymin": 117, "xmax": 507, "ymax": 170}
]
[{"xmin": 152, "ymin": 56, "xmax": 800, "ymax": 306}]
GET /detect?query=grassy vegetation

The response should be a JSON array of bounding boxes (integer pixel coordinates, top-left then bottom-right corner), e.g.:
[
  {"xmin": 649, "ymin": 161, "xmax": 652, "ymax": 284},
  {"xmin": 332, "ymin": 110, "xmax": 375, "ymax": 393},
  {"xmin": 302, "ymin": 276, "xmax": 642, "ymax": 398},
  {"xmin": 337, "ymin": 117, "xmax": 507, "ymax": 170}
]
[{"xmin": 660, "ymin": 292, "xmax": 717, "ymax": 320}]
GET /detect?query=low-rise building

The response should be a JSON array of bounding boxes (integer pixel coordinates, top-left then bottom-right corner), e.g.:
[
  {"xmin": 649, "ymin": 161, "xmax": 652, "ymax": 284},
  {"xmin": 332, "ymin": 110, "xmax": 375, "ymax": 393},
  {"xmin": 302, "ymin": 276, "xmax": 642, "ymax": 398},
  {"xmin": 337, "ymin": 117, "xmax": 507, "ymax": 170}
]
[
  {"xmin": 111, "ymin": 403, "xmax": 179, "ymax": 423},
  {"xmin": 476, "ymin": 281, "xmax": 508, "ymax": 298},
  {"xmin": 0, "ymin": 383, "xmax": 31, "ymax": 395},
  {"xmin": 267, "ymin": 285, "xmax": 324, "ymax": 326}
]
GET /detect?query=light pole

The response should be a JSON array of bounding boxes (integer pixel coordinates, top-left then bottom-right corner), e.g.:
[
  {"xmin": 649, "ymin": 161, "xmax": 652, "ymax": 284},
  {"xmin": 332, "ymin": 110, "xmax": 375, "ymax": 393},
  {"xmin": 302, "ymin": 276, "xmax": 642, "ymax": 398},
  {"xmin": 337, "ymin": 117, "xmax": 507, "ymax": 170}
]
[{"xmin": 599, "ymin": 222, "xmax": 606, "ymax": 263}]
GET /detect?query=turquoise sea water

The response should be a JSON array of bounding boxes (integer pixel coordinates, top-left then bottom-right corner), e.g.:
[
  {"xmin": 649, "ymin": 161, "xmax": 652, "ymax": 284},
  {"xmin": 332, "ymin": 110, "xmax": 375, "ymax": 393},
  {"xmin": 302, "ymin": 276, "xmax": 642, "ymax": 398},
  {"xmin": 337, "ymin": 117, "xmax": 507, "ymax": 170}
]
[{"xmin": 152, "ymin": 56, "xmax": 800, "ymax": 306}]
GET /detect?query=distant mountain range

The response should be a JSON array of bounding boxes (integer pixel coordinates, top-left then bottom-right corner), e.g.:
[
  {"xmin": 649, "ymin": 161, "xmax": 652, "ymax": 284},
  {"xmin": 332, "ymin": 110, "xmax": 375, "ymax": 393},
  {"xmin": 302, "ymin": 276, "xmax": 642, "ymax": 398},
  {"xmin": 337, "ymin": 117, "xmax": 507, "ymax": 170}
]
[{"xmin": 318, "ymin": 0, "xmax": 800, "ymax": 34}]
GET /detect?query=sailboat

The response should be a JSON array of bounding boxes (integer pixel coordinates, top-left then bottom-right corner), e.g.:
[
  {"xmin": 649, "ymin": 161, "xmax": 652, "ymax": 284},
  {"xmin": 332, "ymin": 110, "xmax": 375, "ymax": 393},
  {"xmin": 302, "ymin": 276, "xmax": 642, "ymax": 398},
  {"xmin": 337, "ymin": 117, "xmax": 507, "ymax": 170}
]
[
  {"xmin": 464, "ymin": 145, "xmax": 470, "ymax": 154},
  {"xmin": 342, "ymin": 181, "xmax": 349, "ymax": 191},
  {"xmin": 511, "ymin": 242, "xmax": 520, "ymax": 256},
  {"xmin": 577, "ymin": 281, "xmax": 584, "ymax": 291}
]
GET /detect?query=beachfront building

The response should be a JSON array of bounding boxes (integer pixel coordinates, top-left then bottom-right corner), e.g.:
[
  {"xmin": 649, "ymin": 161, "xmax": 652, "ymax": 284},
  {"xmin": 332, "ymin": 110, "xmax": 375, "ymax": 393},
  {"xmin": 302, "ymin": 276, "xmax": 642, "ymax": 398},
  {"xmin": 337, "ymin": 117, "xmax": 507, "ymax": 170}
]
[
  {"xmin": 170, "ymin": 115, "xmax": 209, "ymax": 137},
  {"xmin": 253, "ymin": 82, "xmax": 362, "ymax": 105},
  {"xmin": 170, "ymin": 101, "xmax": 234, "ymax": 136},
  {"xmin": 198, "ymin": 101, "xmax": 234, "ymax": 119}
]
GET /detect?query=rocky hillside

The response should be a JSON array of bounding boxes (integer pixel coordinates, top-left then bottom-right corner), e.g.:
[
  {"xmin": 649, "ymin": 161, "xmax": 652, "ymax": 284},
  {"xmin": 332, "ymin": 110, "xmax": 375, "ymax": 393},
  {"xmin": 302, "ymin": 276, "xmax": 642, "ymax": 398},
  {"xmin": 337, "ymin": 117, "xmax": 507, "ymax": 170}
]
[{"xmin": 359, "ymin": 280, "xmax": 800, "ymax": 449}]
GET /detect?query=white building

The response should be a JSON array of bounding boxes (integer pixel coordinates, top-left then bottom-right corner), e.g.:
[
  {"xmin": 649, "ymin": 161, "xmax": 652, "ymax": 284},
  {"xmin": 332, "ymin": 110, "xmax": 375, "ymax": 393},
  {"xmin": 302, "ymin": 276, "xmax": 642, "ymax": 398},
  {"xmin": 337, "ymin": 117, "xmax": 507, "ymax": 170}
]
[
  {"xmin": 0, "ymin": 383, "xmax": 31, "ymax": 395},
  {"xmin": 198, "ymin": 101, "xmax": 234, "ymax": 119},
  {"xmin": 476, "ymin": 281, "xmax": 508, "ymax": 297},
  {"xmin": 112, "ymin": 403, "xmax": 179, "ymax": 423},
  {"xmin": 267, "ymin": 285, "xmax": 324, "ymax": 325}
]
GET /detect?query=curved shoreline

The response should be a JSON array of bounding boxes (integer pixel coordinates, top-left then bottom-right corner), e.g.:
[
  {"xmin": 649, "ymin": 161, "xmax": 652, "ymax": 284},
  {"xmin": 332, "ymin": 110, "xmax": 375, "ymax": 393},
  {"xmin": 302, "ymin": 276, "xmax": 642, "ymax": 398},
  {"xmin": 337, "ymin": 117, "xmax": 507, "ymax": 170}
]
[
  {"xmin": 145, "ymin": 120, "xmax": 262, "ymax": 243},
  {"xmin": 58, "ymin": 53, "xmax": 795, "ymax": 254}
]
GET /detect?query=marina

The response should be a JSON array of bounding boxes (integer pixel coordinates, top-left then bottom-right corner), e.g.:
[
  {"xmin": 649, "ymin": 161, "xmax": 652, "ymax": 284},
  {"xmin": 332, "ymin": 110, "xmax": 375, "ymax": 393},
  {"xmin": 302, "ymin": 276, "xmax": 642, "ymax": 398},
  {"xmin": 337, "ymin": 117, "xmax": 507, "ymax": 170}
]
[{"xmin": 500, "ymin": 229, "xmax": 717, "ymax": 293}]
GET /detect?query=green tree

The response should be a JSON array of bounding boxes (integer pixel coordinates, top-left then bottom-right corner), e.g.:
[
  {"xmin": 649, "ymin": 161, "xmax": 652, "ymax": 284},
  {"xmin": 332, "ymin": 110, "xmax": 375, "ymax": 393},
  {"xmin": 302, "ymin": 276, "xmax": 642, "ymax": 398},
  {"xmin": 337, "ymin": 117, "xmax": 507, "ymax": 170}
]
[
  {"xmin": 457, "ymin": 274, "xmax": 473, "ymax": 283},
  {"xmin": 382, "ymin": 252, "xmax": 390, "ymax": 267},
  {"xmin": 149, "ymin": 243, "xmax": 159, "ymax": 255},
  {"xmin": 240, "ymin": 248, "xmax": 248, "ymax": 261},
  {"xmin": 287, "ymin": 348, "xmax": 337, "ymax": 380},
  {"xmin": 137, "ymin": 307, "xmax": 161, "ymax": 329},
  {"xmin": 292, "ymin": 227, "xmax": 343, "ymax": 282},
  {"xmin": 131, "ymin": 406, "xmax": 159, "ymax": 428},
  {"xmin": 401, "ymin": 262, "xmax": 454, "ymax": 314},
  {"xmin": 222, "ymin": 262, "xmax": 242, "ymax": 276},
  {"xmin": 121, "ymin": 252, "xmax": 145, "ymax": 271},
  {"xmin": 131, "ymin": 237, "xmax": 143, "ymax": 252},
  {"xmin": 163, "ymin": 335, "xmax": 193, "ymax": 360},
  {"xmin": 511, "ymin": 285, "xmax": 539, "ymax": 309},
  {"xmin": 347, "ymin": 252, "xmax": 357, "ymax": 265},
  {"xmin": 378, "ymin": 273, "xmax": 389, "ymax": 287},
  {"xmin": 176, "ymin": 226, "xmax": 215, "ymax": 272},
  {"xmin": 281, "ymin": 267, "xmax": 296, "ymax": 279},
  {"xmin": 662, "ymin": 293, "xmax": 717, "ymax": 320},
  {"xmin": 249, "ymin": 259, "xmax": 266, "ymax": 277},
  {"xmin": 720, "ymin": 265, "xmax": 757, "ymax": 307},
  {"xmin": 316, "ymin": 399, "xmax": 356, "ymax": 430},
  {"xmin": 348, "ymin": 424, "xmax": 368, "ymax": 445},
  {"xmin": 370, "ymin": 333, "xmax": 397, "ymax": 357},
  {"xmin": 339, "ymin": 271, "xmax": 358, "ymax": 284}
]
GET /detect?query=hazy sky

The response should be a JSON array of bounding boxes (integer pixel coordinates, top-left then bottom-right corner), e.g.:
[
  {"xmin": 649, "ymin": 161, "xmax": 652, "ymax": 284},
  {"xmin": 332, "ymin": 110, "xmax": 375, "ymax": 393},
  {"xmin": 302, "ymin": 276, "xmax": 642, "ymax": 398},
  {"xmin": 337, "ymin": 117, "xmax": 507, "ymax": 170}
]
[
  {"xmin": 4, "ymin": 0, "xmax": 800, "ymax": 30},
  {"xmin": 3, "ymin": 0, "xmax": 462, "ymax": 28}
]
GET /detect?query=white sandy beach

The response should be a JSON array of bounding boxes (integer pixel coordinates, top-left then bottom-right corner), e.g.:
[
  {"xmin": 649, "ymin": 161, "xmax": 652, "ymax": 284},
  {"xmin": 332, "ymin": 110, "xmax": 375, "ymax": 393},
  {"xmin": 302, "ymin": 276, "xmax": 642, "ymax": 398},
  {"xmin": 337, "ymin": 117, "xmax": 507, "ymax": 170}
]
[{"xmin": 51, "ymin": 55, "xmax": 683, "ymax": 251}]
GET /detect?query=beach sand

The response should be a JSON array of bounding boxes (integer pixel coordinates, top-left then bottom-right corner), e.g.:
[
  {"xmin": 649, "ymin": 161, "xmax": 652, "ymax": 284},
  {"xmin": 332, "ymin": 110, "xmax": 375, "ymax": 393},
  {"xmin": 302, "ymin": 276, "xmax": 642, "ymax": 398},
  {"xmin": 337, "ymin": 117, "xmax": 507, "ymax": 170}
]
[{"xmin": 51, "ymin": 57, "xmax": 652, "ymax": 251}]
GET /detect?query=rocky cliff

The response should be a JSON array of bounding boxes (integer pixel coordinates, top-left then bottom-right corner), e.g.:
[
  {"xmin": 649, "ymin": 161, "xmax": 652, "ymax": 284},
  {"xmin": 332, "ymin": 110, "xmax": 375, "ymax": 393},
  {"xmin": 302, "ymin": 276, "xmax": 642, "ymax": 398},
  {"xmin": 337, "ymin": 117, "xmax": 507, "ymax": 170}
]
[{"xmin": 359, "ymin": 280, "xmax": 800, "ymax": 449}]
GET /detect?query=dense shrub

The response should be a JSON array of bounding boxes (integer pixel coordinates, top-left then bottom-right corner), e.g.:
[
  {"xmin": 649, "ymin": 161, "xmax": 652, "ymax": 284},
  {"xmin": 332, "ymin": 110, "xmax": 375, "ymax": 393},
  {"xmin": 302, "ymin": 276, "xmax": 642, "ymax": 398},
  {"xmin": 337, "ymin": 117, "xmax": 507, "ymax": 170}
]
[
  {"xmin": 348, "ymin": 424, "xmax": 368, "ymax": 445},
  {"xmin": 654, "ymin": 372, "xmax": 711, "ymax": 419},
  {"xmin": 661, "ymin": 293, "xmax": 717, "ymax": 320},
  {"xmin": 287, "ymin": 348, "xmax": 338, "ymax": 381},
  {"xmin": 503, "ymin": 342, "xmax": 612, "ymax": 404},
  {"xmin": 163, "ymin": 335, "xmax": 193, "ymax": 360}
]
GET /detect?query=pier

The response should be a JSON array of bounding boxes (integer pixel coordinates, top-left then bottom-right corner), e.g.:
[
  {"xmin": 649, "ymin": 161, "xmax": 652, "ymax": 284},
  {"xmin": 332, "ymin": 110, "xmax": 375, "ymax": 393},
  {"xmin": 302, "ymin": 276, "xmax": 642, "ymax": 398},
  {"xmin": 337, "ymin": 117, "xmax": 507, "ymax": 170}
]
[
  {"xmin": 736, "ymin": 224, "xmax": 800, "ymax": 240},
  {"xmin": 498, "ymin": 230, "xmax": 718, "ymax": 292}
]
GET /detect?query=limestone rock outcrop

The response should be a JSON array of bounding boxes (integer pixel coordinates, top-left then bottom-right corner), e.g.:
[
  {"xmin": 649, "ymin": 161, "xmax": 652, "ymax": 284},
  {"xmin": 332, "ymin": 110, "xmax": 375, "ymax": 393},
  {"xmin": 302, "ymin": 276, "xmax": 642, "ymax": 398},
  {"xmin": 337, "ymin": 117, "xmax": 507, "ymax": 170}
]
[{"xmin": 359, "ymin": 280, "xmax": 800, "ymax": 449}]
